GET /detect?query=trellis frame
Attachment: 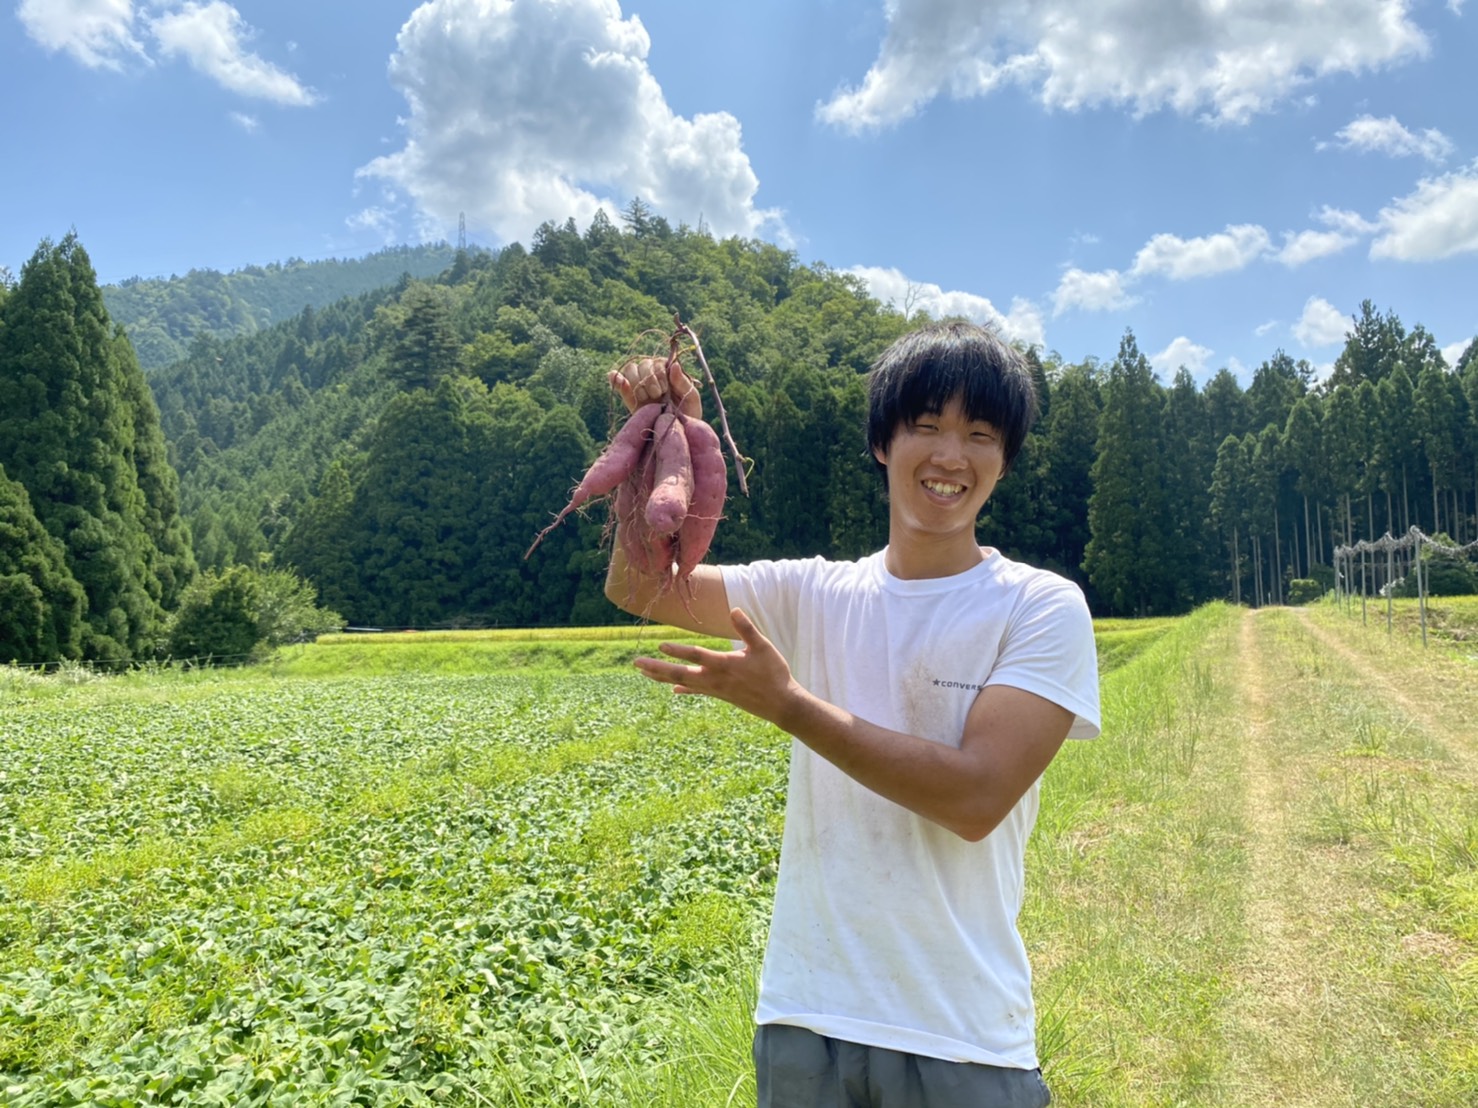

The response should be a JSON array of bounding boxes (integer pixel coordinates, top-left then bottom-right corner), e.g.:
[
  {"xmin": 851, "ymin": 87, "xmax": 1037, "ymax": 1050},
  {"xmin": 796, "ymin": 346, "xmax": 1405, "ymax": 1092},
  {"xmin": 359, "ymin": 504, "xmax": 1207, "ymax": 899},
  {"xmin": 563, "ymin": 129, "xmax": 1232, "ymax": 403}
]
[{"xmin": 1333, "ymin": 526, "xmax": 1478, "ymax": 645}]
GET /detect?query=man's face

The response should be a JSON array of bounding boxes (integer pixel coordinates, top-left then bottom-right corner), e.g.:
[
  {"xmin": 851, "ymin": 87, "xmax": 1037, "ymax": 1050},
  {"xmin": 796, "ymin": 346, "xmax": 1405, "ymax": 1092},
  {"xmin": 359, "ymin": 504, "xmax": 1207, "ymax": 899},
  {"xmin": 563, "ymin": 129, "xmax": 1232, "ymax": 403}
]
[{"xmin": 873, "ymin": 397, "xmax": 1006, "ymax": 542}]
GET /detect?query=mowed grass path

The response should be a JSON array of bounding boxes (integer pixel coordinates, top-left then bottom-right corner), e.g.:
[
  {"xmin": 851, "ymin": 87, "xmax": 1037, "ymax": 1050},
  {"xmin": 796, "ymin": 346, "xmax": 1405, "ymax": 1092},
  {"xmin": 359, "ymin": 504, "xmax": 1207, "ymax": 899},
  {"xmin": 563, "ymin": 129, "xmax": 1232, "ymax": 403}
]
[{"xmin": 1029, "ymin": 602, "xmax": 1477, "ymax": 1106}]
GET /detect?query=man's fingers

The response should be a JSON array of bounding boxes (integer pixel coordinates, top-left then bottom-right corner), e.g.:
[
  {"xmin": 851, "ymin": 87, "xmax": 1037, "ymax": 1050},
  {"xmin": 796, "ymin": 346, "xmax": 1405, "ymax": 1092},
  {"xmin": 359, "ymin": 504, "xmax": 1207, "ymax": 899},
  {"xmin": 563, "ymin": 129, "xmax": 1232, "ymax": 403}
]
[
  {"xmin": 730, "ymin": 608, "xmax": 765, "ymax": 647},
  {"xmin": 634, "ymin": 655, "xmax": 704, "ymax": 682}
]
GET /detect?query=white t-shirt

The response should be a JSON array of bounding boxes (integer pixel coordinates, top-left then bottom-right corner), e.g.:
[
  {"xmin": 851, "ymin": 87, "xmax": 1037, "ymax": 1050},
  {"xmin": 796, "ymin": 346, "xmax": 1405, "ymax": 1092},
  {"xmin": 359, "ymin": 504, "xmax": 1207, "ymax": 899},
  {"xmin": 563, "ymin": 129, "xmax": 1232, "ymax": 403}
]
[{"xmin": 722, "ymin": 548, "xmax": 1100, "ymax": 1069}]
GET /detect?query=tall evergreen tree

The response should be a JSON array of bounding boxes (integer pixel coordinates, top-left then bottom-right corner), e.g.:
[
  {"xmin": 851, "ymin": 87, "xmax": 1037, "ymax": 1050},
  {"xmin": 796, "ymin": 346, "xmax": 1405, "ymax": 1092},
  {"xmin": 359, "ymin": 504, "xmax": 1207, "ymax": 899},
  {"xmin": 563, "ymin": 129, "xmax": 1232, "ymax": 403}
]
[
  {"xmin": 1039, "ymin": 362, "xmax": 1099, "ymax": 584},
  {"xmin": 384, "ymin": 283, "xmax": 461, "ymax": 391},
  {"xmin": 1328, "ymin": 300, "xmax": 1403, "ymax": 389},
  {"xmin": 1414, "ymin": 364, "xmax": 1460, "ymax": 534},
  {"xmin": 1160, "ymin": 369, "xmax": 1214, "ymax": 608},
  {"xmin": 1209, "ymin": 435, "xmax": 1248, "ymax": 604},
  {"xmin": 1246, "ymin": 350, "xmax": 1307, "ymax": 434},
  {"xmin": 0, "ymin": 464, "xmax": 86, "ymax": 663},
  {"xmin": 1281, "ymin": 395, "xmax": 1324, "ymax": 573},
  {"xmin": 1085, "ymin": 331, "xmax": 1175, "ymax": 616},
  {"xmin": 0, "ymin": 235, "xmax": 193, "ymax": 660}
]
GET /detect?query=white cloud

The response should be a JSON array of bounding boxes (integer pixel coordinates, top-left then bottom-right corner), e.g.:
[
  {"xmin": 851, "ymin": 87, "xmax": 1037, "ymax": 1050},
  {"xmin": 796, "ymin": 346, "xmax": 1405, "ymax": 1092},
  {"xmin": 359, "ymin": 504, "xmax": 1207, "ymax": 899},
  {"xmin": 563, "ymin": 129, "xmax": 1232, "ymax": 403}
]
[
  {"xmin": 1370, "ymin": 160, "xmax": 1478, "ymax": 261},
  {"xmin": 228, "ymin": 110, "xmax": 259, "ymax": 132},
  {"xmin": 847, "ymin": 265, "xmax": 1045, "ymax": 348},
  {"xmin": 17, "ymin": 0, "xmax": 146, "ymax": 69},
  {"xmin": 346, "ymin": 206, "xmax": 401, "ymax": 243},
  {"xmin": 1051, "ymin": 267, "xmax": 1136, "ymax": 316},
  {"xmin": 1442, "ymin": 338, "xmax": 1473, "ymax": 366},
  {"xmin": 19, "ymin": 0, "xmax": 315, "ymax": 105},
  {"xmin": 1275, "ymin": 228, "xmax": 1358, "ymax": 266},
  {"xmin": 1131, "ymin": 224, "xmax": 1271, "ymax": 280},
  {"xmin": 816, "ymin": 0, "xmax": 1430, "ymax": 131},
  {"xmin": 1293, "ymin": 296, "xmax": 1350, "ymax": 347},
  {"xmin": 1150, "ymin": 336, "xmax": 1213, "ymax": 378},
  {"xmin": 1316, "ymin": 205, "xmax": 1380, "ymax": 235},
  {"xmin": 359, "ymin": 0, "xmax": 781, "ymax": 249},
  {"xmin": 150, "ymin": 2, "xmax": 315, "ymax": 105},
  {"xmin": 1323, "ymin": 114, "xmax": 1454, "ymax": 162},
  {"xmin": 1254, "ymin": 320, "xmax": 1278, "ymax": 337}
]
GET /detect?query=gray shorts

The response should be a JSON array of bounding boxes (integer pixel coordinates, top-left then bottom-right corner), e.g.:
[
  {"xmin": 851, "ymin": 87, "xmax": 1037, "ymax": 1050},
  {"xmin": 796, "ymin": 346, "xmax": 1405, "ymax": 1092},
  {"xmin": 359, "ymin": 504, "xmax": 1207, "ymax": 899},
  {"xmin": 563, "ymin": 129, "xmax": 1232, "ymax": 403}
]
[{"xmin": 754, "ymin": 1023, "xmax": 1052, "ymax": 1108}]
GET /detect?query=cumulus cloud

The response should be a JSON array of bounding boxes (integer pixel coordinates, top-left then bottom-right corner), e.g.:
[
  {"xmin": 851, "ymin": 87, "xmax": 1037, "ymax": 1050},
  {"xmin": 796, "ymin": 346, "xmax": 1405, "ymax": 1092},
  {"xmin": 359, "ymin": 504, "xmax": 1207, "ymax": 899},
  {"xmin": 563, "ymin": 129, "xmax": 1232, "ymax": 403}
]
[
  {"xmin": 1275, "ymin": 229, "xmax": 1358, "ymax": 267},
  {"xmin": 1254, "ymin": 320, "xmax": 1279, "ymax": 337},
  {"xmin": 1051, "ymin": 267, "xmax": 1136, "ymax": 316},
  {"xmin": 1370, "ymin": 160, "xmax": 1478, "ymax": 261},
  {"xmin": 1441, "ymin": 338, "xmax": 1474, "ymax": 366},
  {"xmin": 229, "ymin": 110, "xmax": 259, "ymax": 132},
  {"xmin": 1150, "ymin": 336, "xmax": 1213, "ymax": 378},
  {"xmin": 1316, "ymin": 205, "xmax": 1381, "ymax": 236},
  {"xmin": 18, "ymin": 0, "xmax": 313, "ymax": 104},
  {"xmin": 1131, "ymin": 224, "xmax": 1271, "ymax": 280},
  {"xmin": 1322, "ymin": 114, "xmax": 1454, "ymax": 162},
  {"xmin": 151, "ymin": 2, "xmax": 315, "ymax": 105},
  {"xmin": 847, "ymin": 266, "xmax": 1045, "ymax": 348},
  {"xmin": 16, "ymin": 0, "xmax": 146, "ymax": 69},
  {"xmin": 817, "ymin": 0, "xmax": 1430, "ymax": 131},
  {"xmin": 1293, "ymin": 297, "xmax": 1350, "ymax": 347},
  {"xmin": 359, "ymin": 0, "xmax": 781, "ymax": 248}
]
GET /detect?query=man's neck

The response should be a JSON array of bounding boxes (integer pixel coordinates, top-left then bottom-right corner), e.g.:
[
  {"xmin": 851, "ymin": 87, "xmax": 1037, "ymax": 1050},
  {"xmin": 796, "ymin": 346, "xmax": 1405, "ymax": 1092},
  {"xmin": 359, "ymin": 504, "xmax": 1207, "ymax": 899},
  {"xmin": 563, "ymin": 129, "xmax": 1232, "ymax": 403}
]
[{"xmin": 883, "ymin": 534, "xmax": 988, "ymax": 580}]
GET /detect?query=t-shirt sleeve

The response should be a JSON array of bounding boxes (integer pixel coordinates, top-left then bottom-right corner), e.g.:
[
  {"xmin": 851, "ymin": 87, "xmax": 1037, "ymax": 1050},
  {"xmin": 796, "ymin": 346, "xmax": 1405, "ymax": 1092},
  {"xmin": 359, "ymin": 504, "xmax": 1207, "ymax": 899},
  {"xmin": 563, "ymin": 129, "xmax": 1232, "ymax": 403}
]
[
  {"xmin": 986, "ymin": 576, "xmax": 1102, "ymax": 740},
  {"xmin": 719, "ymin": 558, "xmax": 822, "ymax": 663}
]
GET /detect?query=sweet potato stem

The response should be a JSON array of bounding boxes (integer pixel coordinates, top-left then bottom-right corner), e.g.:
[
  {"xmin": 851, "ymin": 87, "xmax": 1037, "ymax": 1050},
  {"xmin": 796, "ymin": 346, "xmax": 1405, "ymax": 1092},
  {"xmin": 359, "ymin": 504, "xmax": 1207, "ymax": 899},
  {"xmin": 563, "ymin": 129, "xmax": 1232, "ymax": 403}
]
[{"xmin": 673, "ymin": 315, "xmax": 749, "ymax": 496}]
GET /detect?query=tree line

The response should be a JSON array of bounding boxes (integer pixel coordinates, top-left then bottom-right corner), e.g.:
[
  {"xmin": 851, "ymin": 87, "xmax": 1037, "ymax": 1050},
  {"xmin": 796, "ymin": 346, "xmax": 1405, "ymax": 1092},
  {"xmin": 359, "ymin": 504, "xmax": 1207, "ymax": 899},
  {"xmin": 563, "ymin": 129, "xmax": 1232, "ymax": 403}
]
[{"xmin": 3, "ymin": 212, "xmax": 1476, "ymax": 665}]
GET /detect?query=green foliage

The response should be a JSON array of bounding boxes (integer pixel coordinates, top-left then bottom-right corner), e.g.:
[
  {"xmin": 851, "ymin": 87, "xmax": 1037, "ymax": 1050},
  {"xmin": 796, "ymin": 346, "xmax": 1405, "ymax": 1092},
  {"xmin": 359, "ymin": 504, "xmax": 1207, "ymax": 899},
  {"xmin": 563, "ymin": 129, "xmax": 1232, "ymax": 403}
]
[
  {"xmin": 1395, "ymin": 547, "xmax": 1478, "ymax": 598},
  {"xmin": 164, "ymin": 565, "xmax": 260, "ymax": 662},
  {"xmin": 164, "ymin": 564, "xmax": 342, "ymax": 663},
  {"xmin": 1286, "ymin": 578, "xmax": 1326, "ymax": 605},
  {"xmin": 251, "ymin": 565, "xmax": 345, "ymax": 646},
  {"xmin": 0, "ymin": 670, "xmax": 784, "ymax": 1103},
  {"xmin": 40, "ymin": 214, "xmax": 1467, "ymax": 624},
  {"xmin": 1085, "ymin": 331, "xmax": 1177, "ymax": 616},
  {"xmin": 0, "ymin": 234, "xmax": 195, "ymax": 661},
  {"xmin": 0, "ymin": 466, "xmax": 86, "ymax": 665}
]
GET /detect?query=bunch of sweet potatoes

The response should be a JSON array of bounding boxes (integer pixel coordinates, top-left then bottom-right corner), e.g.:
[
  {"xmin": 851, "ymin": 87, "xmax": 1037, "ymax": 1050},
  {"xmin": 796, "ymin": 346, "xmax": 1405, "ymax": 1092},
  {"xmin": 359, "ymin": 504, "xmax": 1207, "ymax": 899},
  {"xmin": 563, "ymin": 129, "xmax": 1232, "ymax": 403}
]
[{"xmin": 524, "ymin": 322, "xmax": 744, "ymax": 588}]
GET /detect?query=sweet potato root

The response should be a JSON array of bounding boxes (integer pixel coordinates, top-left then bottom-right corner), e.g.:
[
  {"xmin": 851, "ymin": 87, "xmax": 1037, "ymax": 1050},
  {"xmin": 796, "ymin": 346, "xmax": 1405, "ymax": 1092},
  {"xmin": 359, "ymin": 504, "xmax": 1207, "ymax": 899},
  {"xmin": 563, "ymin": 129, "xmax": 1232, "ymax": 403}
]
[
  {"xmin": 675, "ymin": 412, "xmax": 725, "ymax": 578},
  {"xmin": 524, "ymin": 402, "xmax": 661, "ymax": 558},
  {"xmin": 644, "ymin": 410, "xmax": 693, "ymax": 537}
]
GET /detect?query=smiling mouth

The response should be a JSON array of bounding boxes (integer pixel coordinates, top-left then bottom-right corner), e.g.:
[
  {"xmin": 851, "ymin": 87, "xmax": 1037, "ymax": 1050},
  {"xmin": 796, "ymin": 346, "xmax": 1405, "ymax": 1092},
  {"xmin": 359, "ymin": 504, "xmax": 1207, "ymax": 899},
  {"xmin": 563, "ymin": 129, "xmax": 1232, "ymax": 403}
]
[{"xmin": 923, "ymin": 479, "xmax": 965, "ymax": 496}]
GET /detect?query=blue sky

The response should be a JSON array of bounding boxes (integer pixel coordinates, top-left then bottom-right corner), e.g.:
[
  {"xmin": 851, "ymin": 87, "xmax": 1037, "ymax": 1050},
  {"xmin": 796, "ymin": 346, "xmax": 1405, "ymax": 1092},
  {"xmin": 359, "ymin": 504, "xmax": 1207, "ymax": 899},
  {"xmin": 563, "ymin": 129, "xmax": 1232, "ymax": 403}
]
[{"xmin": 5, "ymin": 0, "xmax": 1476, "ymax": 382}]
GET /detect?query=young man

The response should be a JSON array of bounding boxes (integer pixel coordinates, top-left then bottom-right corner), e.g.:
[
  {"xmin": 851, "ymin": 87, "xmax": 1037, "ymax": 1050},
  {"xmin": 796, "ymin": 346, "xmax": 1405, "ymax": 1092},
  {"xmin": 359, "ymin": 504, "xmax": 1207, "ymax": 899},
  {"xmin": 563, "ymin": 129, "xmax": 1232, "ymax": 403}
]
[{"xmin": 606, "ymin": 321, "xmax": 1100, "ymax": 1108}]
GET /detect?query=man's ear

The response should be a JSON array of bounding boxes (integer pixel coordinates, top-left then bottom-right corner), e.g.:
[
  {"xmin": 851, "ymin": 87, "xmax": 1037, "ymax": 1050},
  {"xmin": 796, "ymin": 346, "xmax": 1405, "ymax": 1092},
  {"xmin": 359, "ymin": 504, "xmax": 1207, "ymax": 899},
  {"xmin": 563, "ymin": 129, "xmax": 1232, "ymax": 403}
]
[{"xmin": 872, "ymin": 444, "xmax": 888, "ymax": 467}]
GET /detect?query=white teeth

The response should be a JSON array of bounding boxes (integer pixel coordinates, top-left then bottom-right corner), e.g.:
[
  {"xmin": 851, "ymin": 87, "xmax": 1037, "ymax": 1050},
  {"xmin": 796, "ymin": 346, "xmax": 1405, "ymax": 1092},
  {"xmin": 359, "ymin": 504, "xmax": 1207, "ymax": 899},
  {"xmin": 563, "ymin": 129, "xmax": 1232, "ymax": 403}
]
[{"xmin": 924, "ymin": 480, "xmax": 964, "ymax": 495}]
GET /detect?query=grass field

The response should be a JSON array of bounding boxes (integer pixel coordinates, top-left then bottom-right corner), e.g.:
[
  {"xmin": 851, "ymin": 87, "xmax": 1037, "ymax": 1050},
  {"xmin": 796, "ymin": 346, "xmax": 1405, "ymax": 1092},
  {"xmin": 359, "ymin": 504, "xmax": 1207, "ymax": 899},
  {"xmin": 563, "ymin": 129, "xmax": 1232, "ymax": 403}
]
[{"xmin": 2, "ymin": 602, "xmax": 1475, "ymax": 1105}]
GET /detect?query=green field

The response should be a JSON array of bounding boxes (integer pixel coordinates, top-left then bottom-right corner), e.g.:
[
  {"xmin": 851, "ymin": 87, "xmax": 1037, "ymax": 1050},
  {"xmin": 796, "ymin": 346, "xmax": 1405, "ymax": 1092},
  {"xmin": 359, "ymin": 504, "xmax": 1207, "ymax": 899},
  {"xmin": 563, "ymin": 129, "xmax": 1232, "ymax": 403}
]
[{"xmin": 2, "ymin": 604, "xmax": 1475, "ymax": 1106}]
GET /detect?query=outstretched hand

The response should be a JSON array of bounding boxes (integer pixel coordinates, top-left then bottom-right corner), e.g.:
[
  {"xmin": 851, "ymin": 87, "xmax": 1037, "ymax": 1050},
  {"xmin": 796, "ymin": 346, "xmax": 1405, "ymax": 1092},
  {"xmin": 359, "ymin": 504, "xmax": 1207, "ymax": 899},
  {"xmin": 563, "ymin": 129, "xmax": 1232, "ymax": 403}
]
[
  {"xmin": 633, "ymin": 608, "xmax": 803, "ymax": 728},
  {"xmin": 609, "ymin": 356, "xmax": 701, "ymax": 420}
]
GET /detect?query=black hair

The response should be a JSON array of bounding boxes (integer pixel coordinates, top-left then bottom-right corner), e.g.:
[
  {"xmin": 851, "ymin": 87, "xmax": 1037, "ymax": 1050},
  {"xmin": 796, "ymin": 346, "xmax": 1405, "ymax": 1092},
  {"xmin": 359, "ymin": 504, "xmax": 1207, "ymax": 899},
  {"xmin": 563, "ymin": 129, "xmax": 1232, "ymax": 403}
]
[{"xmin": 866, "ymin": 320, "xmax": 1039, "ymax": 476}]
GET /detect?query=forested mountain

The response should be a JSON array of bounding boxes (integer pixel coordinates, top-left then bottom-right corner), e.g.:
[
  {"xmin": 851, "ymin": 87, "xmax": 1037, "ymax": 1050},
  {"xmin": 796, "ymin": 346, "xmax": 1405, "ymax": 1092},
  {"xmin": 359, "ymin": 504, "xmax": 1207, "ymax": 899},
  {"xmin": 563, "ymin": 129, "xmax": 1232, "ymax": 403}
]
[
  {"xmin": 101, "ymin": 243, "xmax": 462, "ymax": 370},
  {"xmin": 145, "ymin": 209, "xmax": 1477, "ymax": 627},
  {"xmin": 4, "ymin": 212, "xmax": 1476, "ymax": 663}
]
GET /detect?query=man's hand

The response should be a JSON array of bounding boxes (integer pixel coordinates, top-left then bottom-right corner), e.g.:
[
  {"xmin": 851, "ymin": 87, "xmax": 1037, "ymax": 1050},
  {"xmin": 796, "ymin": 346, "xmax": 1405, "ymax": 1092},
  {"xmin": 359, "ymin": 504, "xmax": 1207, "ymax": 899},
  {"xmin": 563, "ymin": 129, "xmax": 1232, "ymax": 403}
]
[
  {"xmin": 609, "ymin": 356, "xmax": 701, "ymax": 420},
  {"xmin": 633, "ymin": 608, "xmax": 802, "ymax": 727}
]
